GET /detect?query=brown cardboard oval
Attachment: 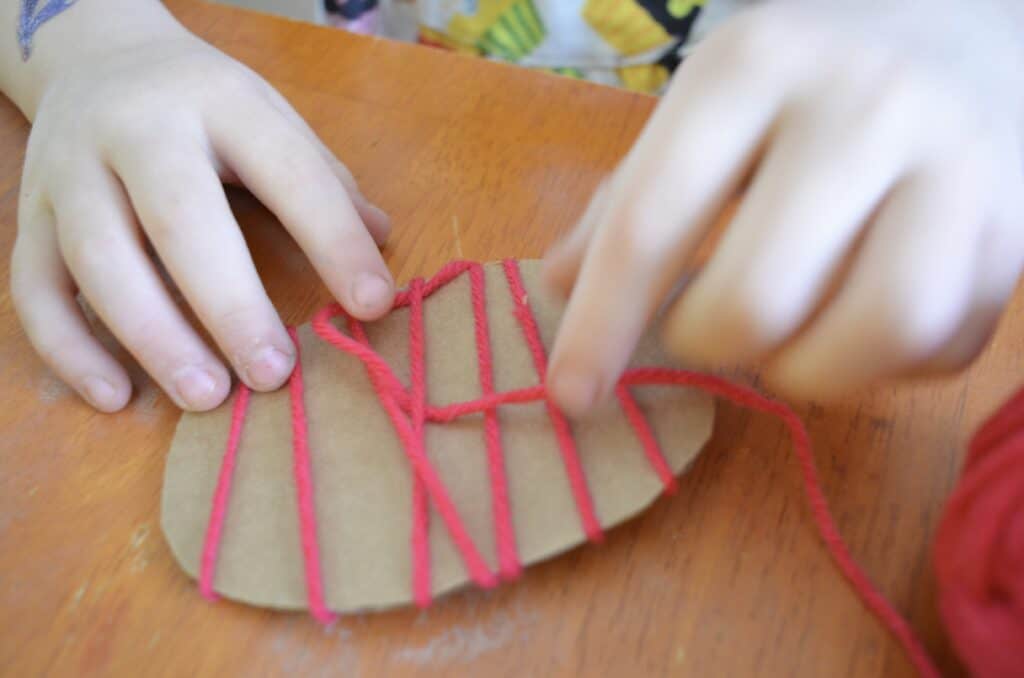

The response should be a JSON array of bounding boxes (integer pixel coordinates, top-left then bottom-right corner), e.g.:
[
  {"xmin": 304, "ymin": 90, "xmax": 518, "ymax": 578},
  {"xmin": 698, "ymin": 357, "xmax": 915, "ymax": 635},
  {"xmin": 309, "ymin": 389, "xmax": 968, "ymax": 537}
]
[{"xmin": 161, "ymin": 260, "xmax": 714, "ymax": 614}]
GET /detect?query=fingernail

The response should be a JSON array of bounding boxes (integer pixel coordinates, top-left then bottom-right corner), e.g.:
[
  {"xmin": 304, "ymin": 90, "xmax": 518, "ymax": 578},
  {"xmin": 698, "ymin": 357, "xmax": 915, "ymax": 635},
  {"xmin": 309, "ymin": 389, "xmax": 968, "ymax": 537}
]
[
  {"xmin": 173, "ymin": 366, "xmax": 219, "ymax": 409},
  {"xmin": 83, "ymin": 376, "xmax": 119, "ymax": 411},
  {"xmin": 353, "ymin": 272, "xmax": 393, "ymax": 312},
  {"xmin": 367, "ymin": 203, "xmax": 389, "ymax": 224},
  {"xmin": 550, "ymin": 369, "xmax": 601, "ymax": 418},
  {"xmin": 243, "ymin": 346, "xmax": 293, "ymax": 390}
]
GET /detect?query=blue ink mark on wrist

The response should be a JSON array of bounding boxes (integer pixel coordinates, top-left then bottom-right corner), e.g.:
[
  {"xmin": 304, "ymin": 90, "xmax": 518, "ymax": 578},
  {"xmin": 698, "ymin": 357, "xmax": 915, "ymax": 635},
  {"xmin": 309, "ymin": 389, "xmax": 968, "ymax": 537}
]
[{"xmin": 18, "ymin": 0, "xmax": 78, "ymax": 61}]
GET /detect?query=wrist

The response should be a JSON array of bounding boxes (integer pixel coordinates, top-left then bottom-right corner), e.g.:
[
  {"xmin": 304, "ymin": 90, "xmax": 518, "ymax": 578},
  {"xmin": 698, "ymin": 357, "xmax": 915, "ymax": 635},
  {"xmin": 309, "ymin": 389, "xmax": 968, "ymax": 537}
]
[{"xmin": 2, "ymin": 0, "xmax": 191, "ymax": 120}]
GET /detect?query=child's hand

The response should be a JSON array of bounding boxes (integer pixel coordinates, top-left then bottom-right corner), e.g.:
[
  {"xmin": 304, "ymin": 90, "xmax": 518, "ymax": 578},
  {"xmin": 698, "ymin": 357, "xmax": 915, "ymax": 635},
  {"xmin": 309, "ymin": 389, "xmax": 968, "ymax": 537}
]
[
  {"xmin": 544, "ymin": 1, "xmax": 1024, "ymax": 415},
  {"xmin": 8, "ymin": 5, "xmax": 394, "ymax": 412}
]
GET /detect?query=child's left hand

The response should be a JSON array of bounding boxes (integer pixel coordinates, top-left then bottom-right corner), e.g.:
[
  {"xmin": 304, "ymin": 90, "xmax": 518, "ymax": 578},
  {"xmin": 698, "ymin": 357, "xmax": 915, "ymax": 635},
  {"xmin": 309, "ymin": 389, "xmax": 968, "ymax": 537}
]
[{"xmin": 543, "ymin": 1, "xmax": 1024, "ymax": 415}]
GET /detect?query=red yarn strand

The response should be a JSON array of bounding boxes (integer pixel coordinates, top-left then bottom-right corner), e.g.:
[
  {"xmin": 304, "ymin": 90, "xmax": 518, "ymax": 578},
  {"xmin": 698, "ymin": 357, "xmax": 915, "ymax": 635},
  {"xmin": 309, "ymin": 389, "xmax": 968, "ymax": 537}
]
[
  {"xmin": 408, "ymin": 279, "xmax": 433, "ymax": 607},
  {"xmin": 618, "ymin": 368, "xmax": 940, "ymax": 678},
  {"xmin": 198, "ymin": 383, "xmax": 251, "ymax": 600},
  {"xmin": 315, "ymin": 303, "xmax": 498, "ymax": 592},
  {"xmin": 469, "ymin": 263, "xmax": 522, "ymax": 579},
  {"xmin": 198, "ymin": 260, "xmax": 942, "ymax": 678},
  {"xmin": 616, "ymin": 383, "xmax": 678, "ymax": 493},
  {"xmin": 501, "ymin": 259, "xmax": 604, "ymax": 542},
  {"xmin": 287, "ymin": 327, "xmax": 335, "ymax": 625}
]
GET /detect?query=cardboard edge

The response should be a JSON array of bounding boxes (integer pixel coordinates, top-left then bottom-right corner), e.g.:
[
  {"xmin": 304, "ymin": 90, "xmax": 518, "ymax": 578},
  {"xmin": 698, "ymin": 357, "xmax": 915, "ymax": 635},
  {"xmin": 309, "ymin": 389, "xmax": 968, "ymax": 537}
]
[{"xmin": 160, "ymin": 391, "xmax": 716, "ymax": 614}]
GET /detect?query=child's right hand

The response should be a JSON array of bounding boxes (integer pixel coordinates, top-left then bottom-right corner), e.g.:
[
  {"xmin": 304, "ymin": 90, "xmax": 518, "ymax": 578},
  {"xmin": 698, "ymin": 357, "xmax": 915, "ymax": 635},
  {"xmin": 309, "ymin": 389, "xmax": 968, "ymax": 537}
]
[
  {"xmin": 7, "ymin": 2, "xmax": 395, "ymax": 412},
  {"xmin": 543, "ymin": 1, "xmax": 1024, "ymax": 413}
]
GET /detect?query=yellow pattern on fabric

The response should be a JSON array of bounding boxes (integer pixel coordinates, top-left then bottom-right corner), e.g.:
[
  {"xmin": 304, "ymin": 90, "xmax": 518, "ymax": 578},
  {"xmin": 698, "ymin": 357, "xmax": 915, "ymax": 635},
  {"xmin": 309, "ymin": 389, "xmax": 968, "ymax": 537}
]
[
  {"xmin": 417, "ymin": 0, "xmax": 709, "ymax": 95},
  {"xmin": 618, "ymin": 63, "xmax": 670, "ymax": 93},
  {"xmin": 582, "ymin": 0, "xmax": 673, "ymax": 56},
  {"xmin": 418, "ymin": 25, "xmax": 483, "ymax": 55},
  {"xmin": 475, "ymin": 1, "xmax": 545, "ymax": 61},
  {"xmin": 447, "ymin": 0, "xmax": 525, "ymax": 44},
  {"xmin": 546, "ymin": 66, "xmax": 586, "ymax": 80},
  {"xmin": 668, "ymin": 0, "xmax": 704, "ymax": 19}
]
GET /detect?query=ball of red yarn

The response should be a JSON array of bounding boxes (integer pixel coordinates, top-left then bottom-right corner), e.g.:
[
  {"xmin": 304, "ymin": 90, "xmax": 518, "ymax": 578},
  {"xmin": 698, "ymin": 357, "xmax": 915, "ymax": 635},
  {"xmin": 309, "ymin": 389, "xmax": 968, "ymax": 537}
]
[{"xmin": 934, "ymin": 386, "xmax": 1024, "ymax": 677}]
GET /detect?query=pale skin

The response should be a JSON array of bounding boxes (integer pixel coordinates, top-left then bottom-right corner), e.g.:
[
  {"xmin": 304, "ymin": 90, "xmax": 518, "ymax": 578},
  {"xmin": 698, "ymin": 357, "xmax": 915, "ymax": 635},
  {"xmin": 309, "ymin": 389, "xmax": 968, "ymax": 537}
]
[{"xmin": 3, "ymin": 0, "xmax": 1024, "ymax": 416}]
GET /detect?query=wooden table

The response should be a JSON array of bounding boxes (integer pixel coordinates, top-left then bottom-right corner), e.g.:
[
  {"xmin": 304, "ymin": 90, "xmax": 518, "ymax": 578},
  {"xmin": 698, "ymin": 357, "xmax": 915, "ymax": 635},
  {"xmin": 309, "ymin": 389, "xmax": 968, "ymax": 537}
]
[{"xmin": 2, "ymin": 1, "xmax": 1016, "ymax": 675}]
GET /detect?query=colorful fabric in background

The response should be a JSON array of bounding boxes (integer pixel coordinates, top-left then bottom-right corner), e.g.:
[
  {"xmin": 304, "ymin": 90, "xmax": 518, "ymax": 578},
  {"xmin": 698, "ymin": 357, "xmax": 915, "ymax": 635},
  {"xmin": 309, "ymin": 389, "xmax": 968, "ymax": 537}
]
[
  {"xmin": 324, "ymin": 0, "xmax": 381, "ymax": 34},
  {"xmin": 323, "ymin": 0, "xmax": 717, "ymax": 94}
]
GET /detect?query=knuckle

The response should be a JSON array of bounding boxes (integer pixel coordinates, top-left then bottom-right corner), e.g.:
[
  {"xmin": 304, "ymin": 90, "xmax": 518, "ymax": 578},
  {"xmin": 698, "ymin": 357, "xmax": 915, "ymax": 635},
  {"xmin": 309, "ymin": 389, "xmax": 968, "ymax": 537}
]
[
  {"xmin": 604, "ymin": 220, "xmax": 642, "ymax": 259},
  {"xmin": 870, "ymin": 67, "xmax": 947, "ymax": 136},
  {"xmin": 870, "ymin": 55, "xmax": 921, "ymax": 97},
  {"xmin": 204, "ymin": 64, "xmax": 245, "ymax": 95},
  {"xmin": 878, "ymin": 291, "xmax": 951, "ymax": 359},
  {"xmin": 873, "ymin": 64, "xmax": 979, "ymax": 143},
  {"xmin": 275, "ymin": 152, "xmax": 334, "ymax": 203},
  {"xmin": 662, "ymin": 271, "xmax": 792, "ymax": 365},
  {"xmin": 319, "ymin": 230, "xmax": 376, "ymax": 272},
  {"xmin": 604, "ymin": 204, "xmax": 672, "ymax": 262},
  {"xmin": 34, "ymin": 342, "xmax": 65, "ymax": 374},
  {"xmin": 89, "ymin": 97, "xmax": 155, "ymax": 147},
  {"xmin": 203, "ymin": 60, "xmax": 260, "ymax": 98},
  {"xmin": 93, "ymin": 101, "xmax": 195, "ymax": 160},
  {"xmin": 58, "ymin": 226, "xmax": 108, "ymax": 275},
  {"xmin": 952, "ymin": 147, "xmax": 995, "ymax": 192},
  {"xmin": 117, "ymin": 312, "xmax": 176, "ymax": 368},
  {"xmin": 35, "ymin": 144, "xmax": 82, "ymax": 187},
  {"xmin": 709, "ymin": 12, "xmax": 790, "ymax": 73},
  {"xmin": 210, "ymin": 303, "xmax": 279, "ymax": 355},
  {"xmin": 715, "ymin": 268, "xmax": 794, "ymax": 348},
  {"xmin": 33, "ymin": 331, "xmax": 80, "ymax": 374},
  {"xmin": 17, "ymin": 188, "xmax": 47, "ymax": 228},
  {"xmin": 140, "ymin": 180, "xmax": 208, "ymax": 243},
  {"xmin": 659, "ymin": 319, "xmax": 688, "ymax": 360},
  {"xmin": 660, "ymin": 308, "xmax": 706, "ymax": 363}
]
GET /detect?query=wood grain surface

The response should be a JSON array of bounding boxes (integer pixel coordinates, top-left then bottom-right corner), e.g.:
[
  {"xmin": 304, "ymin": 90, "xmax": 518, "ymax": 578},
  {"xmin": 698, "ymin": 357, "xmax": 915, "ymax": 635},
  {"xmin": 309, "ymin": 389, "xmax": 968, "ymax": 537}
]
[{"xmin": 2, "ymin": 1, "xmax": 1017, "ymax": 675}]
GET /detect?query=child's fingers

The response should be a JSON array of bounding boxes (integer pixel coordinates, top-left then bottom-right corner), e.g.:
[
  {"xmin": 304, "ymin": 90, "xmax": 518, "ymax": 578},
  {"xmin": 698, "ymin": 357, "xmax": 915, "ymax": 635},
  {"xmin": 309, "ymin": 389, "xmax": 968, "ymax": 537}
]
[
  {"xmin": 53, "ymin": 164, "xmax": 231, "ymax": 411},
  {"xmin": 111, "ymin": 137, "xmax": 296, "ymax": 392},
  {"xmin": 546, "ymin": 64, "xmax": 781, "ymax": 416},
  {"xmin": 911, "ymin": 180, "xmax": 1024, "ymax": 374},
  {"xmin": 660, "ymin": 94, "xmax": 906, "ymax": 367},
  {"xmin": 320, "ymin": 153, "xmax": 391, "ymax": 247},
  {"xmin": 910, "ymin": 298, "xmax": 1004, "ymax": 376},
  {"xmin": 209, "ymin": 102, "xmax": 395, "ymax": 321},
  {"xmin": 11, "ymin": 205, "xmax": 132, "ymax": 412},
  {"xmin": 542, "ymin": 178, "xmax": 610, "ymax": 298},
  {"xmin": 768, "ymin": 166, "xmax": 982, "ymax": 399},
  {"xmin": 258, "ymin": 86, "xmax": 392, "ymax": 245}
]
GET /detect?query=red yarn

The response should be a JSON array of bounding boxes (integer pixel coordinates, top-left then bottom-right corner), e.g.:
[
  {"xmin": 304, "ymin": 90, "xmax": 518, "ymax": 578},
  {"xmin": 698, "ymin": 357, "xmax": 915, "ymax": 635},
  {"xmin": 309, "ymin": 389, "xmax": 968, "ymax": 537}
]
[
  {"xmin": 502, "ymin": 259, "xmax": 604, "ymax": 542},
  {"xmin": 286, "ymin": 326, "xmax": 335, "ymax": 624},
  {"xmin": 935, "ymin": 386, "xmax": 1024, "ymax": 677},
  {"xmin": 324, "ymin": 276, "xmax": 499, "ymax": 596},
  {"xmin": 408, "ymin": 279, "xmax": 432, "ymax": 607},
  {"xmin": 616, "ymin": 383, "xmax": 678, "ymax": 494},
  {"xmin": 469, "ymin": 263, "xmax": 521, "ymax": 580},
  {"xmin": 198, "ymin": 328, "xmax": 335, "ymax": 623},
  {"xmin": 199, "ymin": 259, "xmax": 941, "ymax": 677},
  {"xmin": 198, "ymin": 380, "xmax": 250, "ymax": 600}
]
